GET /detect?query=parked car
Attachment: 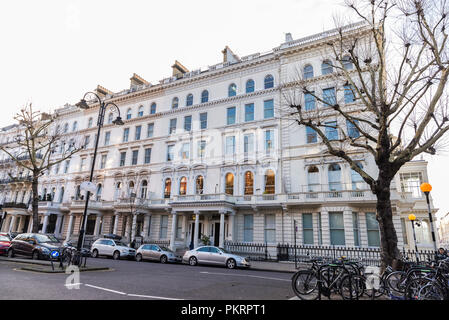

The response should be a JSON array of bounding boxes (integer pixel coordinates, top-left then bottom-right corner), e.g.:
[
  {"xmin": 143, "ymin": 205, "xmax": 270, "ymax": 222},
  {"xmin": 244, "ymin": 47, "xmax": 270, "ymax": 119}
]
[
  {"xmin": 182, "ymin": 246, "xmax": 251, "ymax": 269},
  {"xmin": 7, "ymin": 233, "xmax": 63, "ymax": 260},
  {"xmin": 0, "ymin": 234, "xmax": 11, "ymax": 255},
  {"xmin": 135, "ymin": 244, "xmax": 182, "ymax": 263},
  {"xmin": 91, "ymin": 238, "xmax": 136, "ymax": 260}
]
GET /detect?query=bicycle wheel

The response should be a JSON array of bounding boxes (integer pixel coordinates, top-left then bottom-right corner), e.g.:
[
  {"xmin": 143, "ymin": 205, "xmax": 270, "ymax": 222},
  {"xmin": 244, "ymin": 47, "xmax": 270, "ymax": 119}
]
[
  {"xmin": 291, "ymin": 270, "xmax": 319, "ymax": 300},
  {"xmin": 385, "ymin": 271, "xmax": 407, "ymax": 294},
  {"xmin": 405, "ymin": 277, "xmax": 446, "ymax": 300},
  {"xmin": 339, "ymin": 274, "xmax": 366, "ymax": 300}
]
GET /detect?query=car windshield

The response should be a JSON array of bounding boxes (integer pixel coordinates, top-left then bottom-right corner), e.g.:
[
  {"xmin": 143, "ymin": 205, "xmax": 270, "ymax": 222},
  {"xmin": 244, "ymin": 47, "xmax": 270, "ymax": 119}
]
[
  {"xmin": 0, "ymin": 235, "xmax": 9, "ymax": 241},
  {"xmin": 35, "ymin": 234, "xmax": 59, "ymax": 243},
  {"xmin": 114, "ymin": 241, "xmax": 127, "ymax": 247},
  {"xmin": 159, "ymin": 246, "xmax": 172, "ymax": 252}
]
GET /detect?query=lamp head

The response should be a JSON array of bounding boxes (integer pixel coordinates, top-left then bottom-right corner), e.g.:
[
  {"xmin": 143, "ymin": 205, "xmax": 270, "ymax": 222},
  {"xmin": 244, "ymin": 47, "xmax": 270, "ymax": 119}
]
[
  {"xmin": 420, "ymin": 182, "xmax": 432, "ymax": 193},
  {"xmin": 76, "ymin": 99, "xmax": 89, "ymax": 110},
  {"xmin": 112, "ymin": 116, "xmax": 124, "ymax": 126},
  {"xmin": 408, "ymin": 214, "xmax": 416, "ymax": 221}
]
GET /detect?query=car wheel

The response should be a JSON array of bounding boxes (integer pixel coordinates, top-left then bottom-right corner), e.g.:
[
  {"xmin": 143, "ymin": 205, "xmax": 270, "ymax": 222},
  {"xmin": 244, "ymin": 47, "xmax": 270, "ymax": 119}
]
[
  {"xmin": 136, "ymin": 253, "xmax": 142, "ymax": 262},
  {"xmin": 7, "ymin": 249, "xmax": 14, "ymax": 258},
  {"xmin": 92, "ymin": 249, "xmax": 99, "ymax": 258},
  {"xmin": 226, "ymin": 258, "xmax": 236, "ymax": 269},
  {"xmin": 160, "ymin": 255, "xmax": 167, "ymax": 264},
  {"xmin": 32, "ymin": 251, "xmax": 40, "ymax": 260},
  {"xmin": 112, "ymin": 251, "xmax": 120, "ymax": 260},
  {"xmin": 189, "ymin": 256, "xmax": 198, "ymax": 266}
]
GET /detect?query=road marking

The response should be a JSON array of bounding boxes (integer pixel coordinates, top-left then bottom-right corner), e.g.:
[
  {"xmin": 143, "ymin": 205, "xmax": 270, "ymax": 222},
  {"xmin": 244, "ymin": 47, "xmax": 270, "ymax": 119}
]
[
  {"xmin": 65, "ymin": 283, "xmax": 82, "ymax": 287},
  {"xmin": 84, "ymin": 284, "xmax": 127, "ymax": 295},
  {"xmin": 289, "ymin": 296, "xmax": 299, "ymax": 300},
  {"xmin": 127, "ymin": 293, "xmax": 183, "ymax": 300},
  {"xmin": 199, "ymin": 271, "xmax": 290, "ymax": 282}
]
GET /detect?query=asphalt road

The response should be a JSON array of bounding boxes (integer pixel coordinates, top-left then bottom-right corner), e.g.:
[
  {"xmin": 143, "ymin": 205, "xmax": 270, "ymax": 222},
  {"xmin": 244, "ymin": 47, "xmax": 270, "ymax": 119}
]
[{"xmin": 0, "ymin": 257, "xmax": 295, "ymax": 300}]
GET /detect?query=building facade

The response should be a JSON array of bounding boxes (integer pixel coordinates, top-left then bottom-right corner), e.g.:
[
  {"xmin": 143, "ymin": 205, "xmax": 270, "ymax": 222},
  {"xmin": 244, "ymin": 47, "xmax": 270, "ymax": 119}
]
[{"xmin": 0, "ymin": 22, "xmax": 439, "ymax": 255}]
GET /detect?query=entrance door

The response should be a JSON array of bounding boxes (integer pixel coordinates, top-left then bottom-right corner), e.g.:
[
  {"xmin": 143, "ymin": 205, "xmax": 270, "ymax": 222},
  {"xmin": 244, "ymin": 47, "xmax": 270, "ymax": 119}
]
[
  {"xmin": 214, "ymin": 223, "xmax": 220, "ymax": 247},
  {"xmin": 22, "ymin": 216, "xmax": 30, "ymax": 233}
]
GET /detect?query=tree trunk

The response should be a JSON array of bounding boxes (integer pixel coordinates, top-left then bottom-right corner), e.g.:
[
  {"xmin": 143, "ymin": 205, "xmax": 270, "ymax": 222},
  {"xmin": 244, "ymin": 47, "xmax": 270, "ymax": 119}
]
[
  {"xmin": 375, "ymin": 179, "xmax": 400, "ymax": 271},
  {"xmin": 31, "ymin": 173, "xmax": 39, "ymax": 233}
]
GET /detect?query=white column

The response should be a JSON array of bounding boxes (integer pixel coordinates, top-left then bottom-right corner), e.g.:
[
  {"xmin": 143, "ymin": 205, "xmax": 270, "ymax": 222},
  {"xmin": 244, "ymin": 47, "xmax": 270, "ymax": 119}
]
[
  {"xmin": 343, "ymin": 210, "xmax": 354, "ymax": 246},
  {"xmin": 321, "ymin": 211, "xmax": 330, "ymax": 245},
  {"xmin": 66, "ymin": 214, "xmax": 74, "ymax": 241},
  {"xmin": 143, "ymin": 214, "xmax": 151, "ymax": 239},
  {"xmin": 219, "ymin": 211, "xmax": 225, "ymax": 248},
  {"xmin": 170, "ymin": 211, "xmax": 177, "ymax": 251},
  {"xmin": 228, "ymin": 213, "xmax": 235, "ymax": 241},
  {"xmin": 41, "ymin": 215, "xmax": 49, "ymax": 234},
  {"xmin": 113, "ymin": 213, "xmax": 119, "ymax": 235},
  {"xmin": 8, "ymin": 215, "xmax": 16, "ymax": 233},
  {"xmin": 55, "ymin": 215, "xmax": 63, "ymax": 237},
  {"xmin": 125, "ymin": 215, "xmax": 131, "ymax": 240},
  {"xmin": 194, "ymin": 211, "xmax": 200, "ymax": 248},
  {"xmin": 94, "ymin": 215, "xmax": 102, "ymax": 236},
  {"xmin": 28, "ymin": 217, "xmax": 33, "ymax": 233},
  {"xmin": 131, "ymin": 213, "xmax": 137, "ymax": 241}
]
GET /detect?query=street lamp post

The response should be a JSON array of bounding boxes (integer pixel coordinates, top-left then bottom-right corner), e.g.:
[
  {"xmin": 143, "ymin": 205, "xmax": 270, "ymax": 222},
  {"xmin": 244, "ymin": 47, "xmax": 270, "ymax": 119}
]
[
  {"xmin": 420, "ymin": 183, "xmax": 438, "ymax": 253},
  {"xmin": 75, "ymin": 92, "xmax": 124, "ymax": 259},
  {"xmin": 408, "ymin": 214, "xmax": 420, "ymax": 263}
]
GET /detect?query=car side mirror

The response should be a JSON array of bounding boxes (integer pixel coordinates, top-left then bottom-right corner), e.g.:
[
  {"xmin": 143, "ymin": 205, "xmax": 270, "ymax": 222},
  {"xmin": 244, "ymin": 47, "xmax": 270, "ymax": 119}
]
[{"xmin": 158, "ymin": 249, "xmax": 161, "ymax": 252}]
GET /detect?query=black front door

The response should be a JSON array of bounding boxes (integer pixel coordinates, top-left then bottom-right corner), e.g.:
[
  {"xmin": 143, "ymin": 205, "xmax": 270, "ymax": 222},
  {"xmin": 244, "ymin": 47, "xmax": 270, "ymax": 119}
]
[
  {"xmin": 214, "ymin": 223, "xmax": 220, "ymax": 246},
  {"xmin": 22, "ymin": 216, "xmax": 30, "ymax": 233}
]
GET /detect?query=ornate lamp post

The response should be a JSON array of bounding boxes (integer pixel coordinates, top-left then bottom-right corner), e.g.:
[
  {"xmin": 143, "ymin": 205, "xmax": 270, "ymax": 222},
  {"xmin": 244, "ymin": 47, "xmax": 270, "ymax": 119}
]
[
  {"xmin": 75, "ymin": 92, "xmax": 124, "ymax": 258},
  {"xmin": 420, "ymin": 182, "xmax": 438, "ymax": 253},
  {"xmin": 408, "ymin": 214, "xmax": 420, "ymax": 262}
]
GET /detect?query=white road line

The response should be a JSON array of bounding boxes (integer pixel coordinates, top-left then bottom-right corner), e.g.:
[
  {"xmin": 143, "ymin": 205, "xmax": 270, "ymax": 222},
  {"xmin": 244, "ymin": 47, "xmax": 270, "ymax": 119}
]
[
  {"xmin": 289, "ymin": 296, "xmax": 299, "ymax": 300},
  {"xmin": 127, "ymin": 293, "xmax": 184, "ymax": 300},
  {"xmin": 199, "ymin": 271, "xmax": 291, "ymax": 282},
  {"xmin": 84, "ymin": 284, "xmax": 127, "ymax": 295},
  {"xmin": 65, "ymin": 283, "xmax": 82, "ymax": 287}
]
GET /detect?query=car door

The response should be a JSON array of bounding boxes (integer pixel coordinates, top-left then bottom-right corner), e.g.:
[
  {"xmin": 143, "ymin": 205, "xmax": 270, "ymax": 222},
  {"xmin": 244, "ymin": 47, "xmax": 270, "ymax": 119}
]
[
  {"xmin": 147, "ymin": 245, "xmax": 157, "ymax": 260},
  {"xmin": 94, "ymin": 240, "xmax": 105, "ymax": 255},
  {"xmin": 196, "ymin": 247, "xmax": 211, "ymax": 264},
  {"xmin": 209, "ymin": 247, "xmax": 226, "ymax": 265},
  {"xmin": 22, "ymin": 235, "xmax": 36, "ymax": 257},
  {"xmin": 105, "ymin": 240, "xmax": 116, "ymax": 256},
  {"xmin": 12, "ymin": 234, "xmax": 25, "ymax": 255}
]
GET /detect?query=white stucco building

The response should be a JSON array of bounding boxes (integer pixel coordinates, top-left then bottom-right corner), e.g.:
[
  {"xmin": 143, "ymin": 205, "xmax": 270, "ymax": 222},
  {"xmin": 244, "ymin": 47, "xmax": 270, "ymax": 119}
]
[{"xmin": 0, "ymin": 22, "xmax": 439, "ymax": 256}]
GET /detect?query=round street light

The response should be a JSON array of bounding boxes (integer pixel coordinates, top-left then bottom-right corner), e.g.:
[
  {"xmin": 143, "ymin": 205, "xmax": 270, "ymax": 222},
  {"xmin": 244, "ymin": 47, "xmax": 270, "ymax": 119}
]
[
  {"xmin": 420, "ymin": 183, "xmax": 432, "ymax": 193},
  {"xmin": 408, "ymin": 214, "xmax": 416, "ymax": 221}
]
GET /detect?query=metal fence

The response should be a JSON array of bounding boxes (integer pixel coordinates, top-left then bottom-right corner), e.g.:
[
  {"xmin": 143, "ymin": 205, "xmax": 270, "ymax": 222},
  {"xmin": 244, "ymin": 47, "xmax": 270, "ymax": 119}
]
[
  {"xmin": 276, "ymin": 244, "xmax": 438, "ymax": 267},
  {"xmin": 224, "ymin": 241, "xmax": 277, "ymax": 261}
]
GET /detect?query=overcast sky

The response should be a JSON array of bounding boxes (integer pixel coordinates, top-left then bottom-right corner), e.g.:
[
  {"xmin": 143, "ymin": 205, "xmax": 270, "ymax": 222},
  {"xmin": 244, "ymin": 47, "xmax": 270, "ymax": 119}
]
[{"xmin": 0, "ymin": 0, "xmax": 447, "ymax": 216}]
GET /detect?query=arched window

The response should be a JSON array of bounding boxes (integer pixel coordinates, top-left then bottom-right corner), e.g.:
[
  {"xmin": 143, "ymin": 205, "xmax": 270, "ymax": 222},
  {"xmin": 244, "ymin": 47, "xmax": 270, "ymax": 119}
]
[
  {"xmin": 179, "ymin": 176, "xmax": 187, "ymax": 195},
  {"xmin": 264, "ymin": 75, "xmax": 274, "ymax": 89},
  {"xmin": 150, "ymin": 102, "xmax": 157, "ymax": 114},
  {"xmin": 307, "ymin": 166, "xmax": 320, "ymax": 193},
  {"xmin": 88, "ymin": 118, "xmax": 93, "ymax": 128},
  {"xmin": 196, "ymin": 176, "xmax": 204, "ymax": 194},
  {"xmin": 244, "ymin": 171, "xmax": 254, "ymax": 195},
  {"xmin": 140, "ymin": 180, "xmax": 148, "ymax": 199},
  {"xmin": 201, "ymin": 90, "xmax": 209, "ymax": 103},
  {"xmin": 164, "ymin": 178, "xmax": 172, "ymax": 198},
  {"xmin": 328, "ymin": 164, "xmax": 342, "ymax": 191},
  {"xmin": 264, "ymin": 169, "xmax": 275, "ymax": 194},
  {"xmin": 228, "ymin": 83, "xmax": 237, "ymax": 97},
  {"xmin": 107, "ymin": 113, "xmax": 113, "ymax": 124},
  {"xmin": 96, "ymin": 184, "xmax": 102, "ymax": 201},
  {"xmin": 351, "ymin": 162, "xmax": 364, "ymax": 190},
  {"xmin": 321, "ymin": 60, "xmax": 333, "ymax": 75},
  {"xmin": 186, "ymin": 94, "xmax": 193, "ymax": 106},
  {"xmin": 303, "ymin": 65, "xmax": 314, "ymax": 79},
  {"xmin": 225, "ymin": 173, "xmax": 234, "ymax": 195},
  {"xmin": 342, "ymin": 55, "xmax": 353, "ymax": 70},
  {"xmin": 72, "ymin": 121, "xmax": 78, "ymax": 132},
  {"xmin": 172, "ymin": 97, "xmax": 179, "ymax": 109},
  {"xmin": 138, "ymin": 105, "xmax": 144, "ymax": 117},
  {"xmin": 126, "ymin": 108, "xmax": 132, "ymax": 120},
  {"xmin": 246, "ymin": 79, "xmax": 255, "ymax": 93},
  {"xmin": 114, "ymin": 182, "xmax": 122, "ymax": 200},
  {"xmin": 128, "ymin": 181, "xmax": 135, "ymax": 197}
]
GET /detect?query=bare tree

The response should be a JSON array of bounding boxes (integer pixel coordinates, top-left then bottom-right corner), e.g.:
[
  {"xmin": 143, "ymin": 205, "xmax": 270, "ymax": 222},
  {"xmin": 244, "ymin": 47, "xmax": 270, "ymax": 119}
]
[
  {"xmin": 284, "ymin": 0, "xmax": 449, "ymax": 268},
  {"xmin": 0, "ymin": 103, "xmax": 83, "ymax": 233}
]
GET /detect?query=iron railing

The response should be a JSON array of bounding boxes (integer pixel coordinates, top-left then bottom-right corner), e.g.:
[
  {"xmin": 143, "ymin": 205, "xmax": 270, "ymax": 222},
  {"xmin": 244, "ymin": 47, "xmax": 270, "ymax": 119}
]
[{"xmin": 224, "ymin": 241, "xmax": 277, "ymax": 261}]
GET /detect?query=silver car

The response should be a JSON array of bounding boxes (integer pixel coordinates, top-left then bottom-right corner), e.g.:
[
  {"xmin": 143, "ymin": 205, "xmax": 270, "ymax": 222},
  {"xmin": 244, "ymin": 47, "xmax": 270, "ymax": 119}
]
[
  {"xmin": 135, "ymin": 244, "xmax": 182, "ymax": 263},
  {"xmin": 182, "ymin": 246, "xmax": 251, "ymax": 269},
  {"xmin": 91, "ymin": 238, "xmax": 136, "ymax": 260}
]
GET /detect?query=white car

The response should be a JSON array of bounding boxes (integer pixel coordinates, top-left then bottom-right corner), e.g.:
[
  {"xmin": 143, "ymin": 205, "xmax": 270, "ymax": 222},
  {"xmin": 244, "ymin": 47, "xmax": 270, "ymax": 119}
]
[{"xmin": 91, "ymin": 238, "xmax": 136, "ymax": 260}]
